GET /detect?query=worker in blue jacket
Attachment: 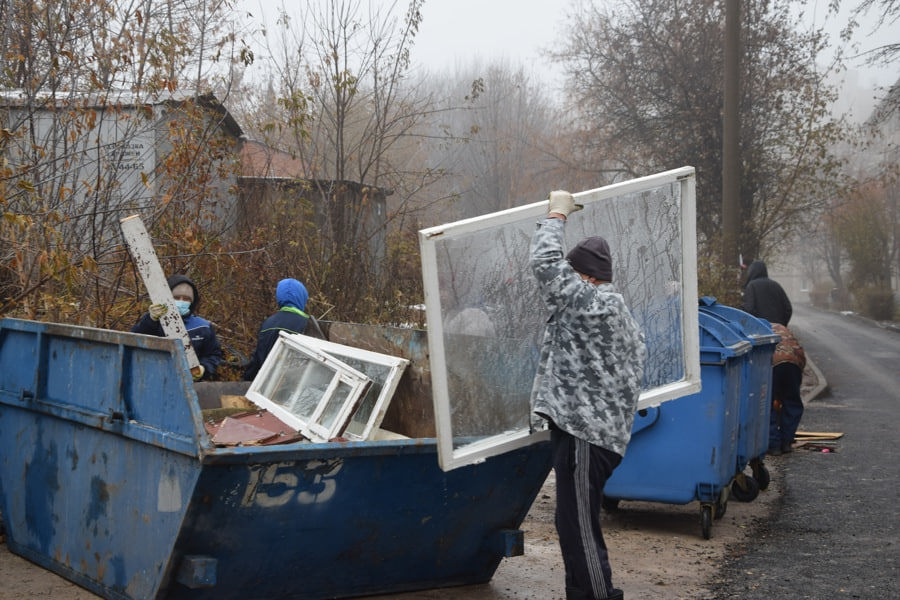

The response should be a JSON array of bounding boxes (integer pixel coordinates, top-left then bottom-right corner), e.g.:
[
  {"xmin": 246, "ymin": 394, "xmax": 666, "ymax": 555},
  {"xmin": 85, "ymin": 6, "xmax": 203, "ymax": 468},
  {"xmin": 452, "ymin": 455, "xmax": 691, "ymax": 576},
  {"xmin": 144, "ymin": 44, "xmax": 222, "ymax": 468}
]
[
  {"xmin": 131, "ymin": 274, "xmax": 223, "ymax": 381},
  {"xmin": 243, "ymin": 278, "xmax": 310, "ymax": 380}
]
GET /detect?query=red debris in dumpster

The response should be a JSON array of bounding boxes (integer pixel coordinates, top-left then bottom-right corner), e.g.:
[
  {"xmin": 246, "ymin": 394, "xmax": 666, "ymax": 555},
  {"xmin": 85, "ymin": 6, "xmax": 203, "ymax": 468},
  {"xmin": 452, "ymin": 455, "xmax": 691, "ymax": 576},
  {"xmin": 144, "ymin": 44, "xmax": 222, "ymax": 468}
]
[{"xmin": 205, "ymin": 411, "xmax": 305, "ymax": 446}]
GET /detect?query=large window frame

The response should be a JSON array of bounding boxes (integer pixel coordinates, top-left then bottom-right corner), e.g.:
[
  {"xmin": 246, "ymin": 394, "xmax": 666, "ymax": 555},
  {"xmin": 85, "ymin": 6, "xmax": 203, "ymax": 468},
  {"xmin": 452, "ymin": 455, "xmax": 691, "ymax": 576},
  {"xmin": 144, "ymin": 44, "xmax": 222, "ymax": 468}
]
[
  {"xmin": 246, "ymin": 332, "xmax": 372, "ymax": 442},
  {"xmin": 419, "ymin": 167, "xmax": 700, "ymax": 471},
  {"xmin": 284, "ymin": 333, "xmax": 409, "ymax": 441}
]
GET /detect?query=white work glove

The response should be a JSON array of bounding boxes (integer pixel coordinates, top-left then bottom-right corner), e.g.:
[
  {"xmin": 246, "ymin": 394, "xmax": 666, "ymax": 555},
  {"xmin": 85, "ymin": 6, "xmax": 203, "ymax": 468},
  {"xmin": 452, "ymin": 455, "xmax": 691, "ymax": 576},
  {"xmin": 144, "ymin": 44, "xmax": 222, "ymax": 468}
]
[
  {"xmin": 191, "ymin": 365, "xmax": 205, "ymax": 381},
  {"xmin": 547, "ymin": 190, "xmax": 583, "ymax": 217},
  {"xmin": 148, "ymin": 303, "xmax": 168, "ymax": 321}
]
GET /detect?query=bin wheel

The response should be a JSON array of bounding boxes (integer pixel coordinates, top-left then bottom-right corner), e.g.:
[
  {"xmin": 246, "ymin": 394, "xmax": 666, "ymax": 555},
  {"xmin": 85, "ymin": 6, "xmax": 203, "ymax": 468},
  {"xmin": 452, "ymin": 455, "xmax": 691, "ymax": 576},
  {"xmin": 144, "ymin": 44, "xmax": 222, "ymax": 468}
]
[
  {"xmin": 602, "ymin": 497, "xmax": 620, "ymax": 512},
  {"xmin": 751, "ymin": 461, "xmax": 771, "ymax": 491},
  {"xmin": 700, "ymin": 505, "xmax": 713, "ymax": 540},
  {"xmin": 731, "ymin": 473, "xmax": 760, "ymax": 502},
  {"xmin": 714, "ymin": 487, "xmax": 728, "ymax": 520}
]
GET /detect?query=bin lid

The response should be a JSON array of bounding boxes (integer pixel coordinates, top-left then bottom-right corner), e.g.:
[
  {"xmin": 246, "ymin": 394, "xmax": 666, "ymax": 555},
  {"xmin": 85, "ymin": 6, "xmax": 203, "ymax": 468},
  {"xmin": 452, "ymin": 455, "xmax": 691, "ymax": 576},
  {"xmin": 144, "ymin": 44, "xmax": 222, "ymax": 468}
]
[
  {"xmin": 698, "ymin": 312, "xmax": 751, "ymax": 359},
  {"xmin": 699, "ymin": 297, "xmax": 781, "ymax": 345}
]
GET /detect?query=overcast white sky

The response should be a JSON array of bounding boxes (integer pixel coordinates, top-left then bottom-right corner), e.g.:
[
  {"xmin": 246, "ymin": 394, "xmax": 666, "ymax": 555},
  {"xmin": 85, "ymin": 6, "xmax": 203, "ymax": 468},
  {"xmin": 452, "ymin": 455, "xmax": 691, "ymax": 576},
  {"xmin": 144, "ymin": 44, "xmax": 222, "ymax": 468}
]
[
  {"xmin": 407, "ymin": 0, "xmax": 898, "ymax": 120},
  {"xmin": 411, "ymin": 1, "xmax": 569, "ymax": 78},
  {"xmin": 410, "ymin": 0, "xmax": 897, "ymax": 87},
  {"xmin": 241, "ymin": 1, "xmax": 898, "ymax": 116}
]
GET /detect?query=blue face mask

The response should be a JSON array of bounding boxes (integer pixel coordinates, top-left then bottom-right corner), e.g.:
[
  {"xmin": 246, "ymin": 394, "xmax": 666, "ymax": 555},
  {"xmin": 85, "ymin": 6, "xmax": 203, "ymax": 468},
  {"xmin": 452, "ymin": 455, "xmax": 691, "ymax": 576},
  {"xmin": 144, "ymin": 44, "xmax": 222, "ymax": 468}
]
[{"xmin": 175, "ymin": 300, "xmax": 191, "ymax": 316}]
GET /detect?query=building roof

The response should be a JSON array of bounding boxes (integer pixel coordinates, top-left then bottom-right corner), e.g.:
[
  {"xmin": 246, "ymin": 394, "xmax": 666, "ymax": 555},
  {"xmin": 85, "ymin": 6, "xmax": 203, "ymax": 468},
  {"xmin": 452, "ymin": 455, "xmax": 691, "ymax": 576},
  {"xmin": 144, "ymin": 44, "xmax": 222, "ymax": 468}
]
[
  {"xmin": 239, "ymin": 139, "xmax": 307, "ymax": 179},
  {"xmin": 0, "ymin": 89, "xmax": 243, "ymax": 138}
]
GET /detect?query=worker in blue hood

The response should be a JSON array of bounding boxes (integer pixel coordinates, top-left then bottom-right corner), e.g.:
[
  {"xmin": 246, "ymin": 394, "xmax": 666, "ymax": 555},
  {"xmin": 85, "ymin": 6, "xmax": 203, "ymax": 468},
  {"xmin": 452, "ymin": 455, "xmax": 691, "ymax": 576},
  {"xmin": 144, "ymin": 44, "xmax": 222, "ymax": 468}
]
[
  {"xmin": 131, "ymin": 274, "xmax": 223, "ymax": 381},
  {"xmin": 243, "ymin": 278, "xmax": 310, "ymax": 381}
]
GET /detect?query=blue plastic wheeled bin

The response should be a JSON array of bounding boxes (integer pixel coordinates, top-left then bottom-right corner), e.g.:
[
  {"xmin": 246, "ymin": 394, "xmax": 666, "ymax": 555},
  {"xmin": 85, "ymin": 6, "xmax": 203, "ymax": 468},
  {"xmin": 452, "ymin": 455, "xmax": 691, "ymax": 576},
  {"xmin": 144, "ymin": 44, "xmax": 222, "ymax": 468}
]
[
  {"xmin": 698, "ymin": 298, "xmax": 780, "ymax": 499},
  {"xmin": 0, "ymin": 318, "xmax": 552, "ymax": 600},
  {"xmin": 603, "ymin": 311, "xmax": 751, "ymax": 539}
]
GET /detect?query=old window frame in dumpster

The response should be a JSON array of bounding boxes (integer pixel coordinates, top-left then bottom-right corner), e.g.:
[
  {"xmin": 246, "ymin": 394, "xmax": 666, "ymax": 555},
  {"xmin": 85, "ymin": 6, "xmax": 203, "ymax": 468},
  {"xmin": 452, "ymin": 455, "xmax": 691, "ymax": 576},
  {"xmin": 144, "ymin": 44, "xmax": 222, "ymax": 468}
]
[
  {"xmin": 419, "ymin": 167, "xmax": 700, "ymax": 471},
  {"xmin": 281, "ymin": 332, "xmax": 410, "ymax": 441},
  {"xmin": 246, "ymin": 331, "xmax": 372, "ymax": 441}
]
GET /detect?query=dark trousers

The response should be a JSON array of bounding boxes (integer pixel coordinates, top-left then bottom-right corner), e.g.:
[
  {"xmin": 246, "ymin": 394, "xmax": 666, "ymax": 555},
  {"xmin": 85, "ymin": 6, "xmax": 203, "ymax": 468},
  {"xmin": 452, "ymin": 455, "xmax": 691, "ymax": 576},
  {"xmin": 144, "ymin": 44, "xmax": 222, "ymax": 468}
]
[
  {"xmin": 551, "ymin": 427, "xmax": 622, "ymax": 600},
  {"xmin": 770, "ymin": 362, "xmax": 804, "ymax": 450}
]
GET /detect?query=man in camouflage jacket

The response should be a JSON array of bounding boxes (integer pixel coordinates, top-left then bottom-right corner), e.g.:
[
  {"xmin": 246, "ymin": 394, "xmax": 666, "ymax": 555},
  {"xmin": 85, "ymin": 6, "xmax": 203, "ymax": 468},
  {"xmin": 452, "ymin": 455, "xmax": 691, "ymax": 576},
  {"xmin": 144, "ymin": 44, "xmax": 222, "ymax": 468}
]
[{"xmin": 530, "ymin": 191, "xmax": 646, "ymax": 600}]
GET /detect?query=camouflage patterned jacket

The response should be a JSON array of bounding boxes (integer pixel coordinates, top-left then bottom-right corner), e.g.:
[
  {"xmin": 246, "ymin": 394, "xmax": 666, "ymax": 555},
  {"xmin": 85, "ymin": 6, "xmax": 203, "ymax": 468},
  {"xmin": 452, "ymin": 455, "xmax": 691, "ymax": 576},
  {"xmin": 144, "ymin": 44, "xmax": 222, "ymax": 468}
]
[{"xmin": 529, "ymin": 217, "xmax": 646, "ymax": 457}]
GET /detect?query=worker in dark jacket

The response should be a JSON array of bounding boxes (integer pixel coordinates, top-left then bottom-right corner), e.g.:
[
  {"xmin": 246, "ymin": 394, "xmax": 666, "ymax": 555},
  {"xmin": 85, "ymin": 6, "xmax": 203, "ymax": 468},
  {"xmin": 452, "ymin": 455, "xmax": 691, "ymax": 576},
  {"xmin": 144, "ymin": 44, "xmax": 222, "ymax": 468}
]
[
  {"xmin": 131, "ymin": 274, "xmax": 223, "ymax": 381},
  {"xmin": 741, "ymin": 260, "xmax": 792, "ymax": 325},
  {"xmin": 741, "ymin": 260, "xmax": 802, "ymax": 456},
  {"xmin": 243, "ymin": 278, "xmax": 310, "ymax": 380}
]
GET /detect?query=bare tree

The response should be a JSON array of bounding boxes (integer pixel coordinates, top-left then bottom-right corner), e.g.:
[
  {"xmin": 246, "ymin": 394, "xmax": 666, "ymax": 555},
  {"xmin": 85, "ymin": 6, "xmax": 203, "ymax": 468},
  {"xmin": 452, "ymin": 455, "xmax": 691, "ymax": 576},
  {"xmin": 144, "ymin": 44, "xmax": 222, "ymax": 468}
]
[
  {"xmin": 229, "ymin": 0, "xmax": 445, "ymax": 322},
  {"xmin": 848, "ymin": 0, "xmax": 900, "ymax": 120},
  {"xmin": 852, "ymin": 0, "xmax": 900, "ymax": 65},
  {"xmin": 552, "ymin": 0, "xmax": 850, "ymax": 267},
  {"xmin": 0, "ymin": 0, "xmax": 243, "ymax": 326},
  {"xmin": 421, "ymin": 60, "xmax": 578, "ymax": 222}
]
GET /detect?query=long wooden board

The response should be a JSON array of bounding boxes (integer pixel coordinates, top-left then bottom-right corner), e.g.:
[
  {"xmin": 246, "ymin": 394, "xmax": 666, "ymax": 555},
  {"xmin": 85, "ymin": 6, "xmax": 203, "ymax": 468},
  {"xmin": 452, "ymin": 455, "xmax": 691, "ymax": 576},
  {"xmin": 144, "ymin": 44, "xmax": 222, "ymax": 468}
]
[
  {"xmin": 795, "ymin": 431, "xmax": 844, "ymax": 439},
  {"xmin": 120, "ymin": 214, "xmax": 200, "ymax": 370}
]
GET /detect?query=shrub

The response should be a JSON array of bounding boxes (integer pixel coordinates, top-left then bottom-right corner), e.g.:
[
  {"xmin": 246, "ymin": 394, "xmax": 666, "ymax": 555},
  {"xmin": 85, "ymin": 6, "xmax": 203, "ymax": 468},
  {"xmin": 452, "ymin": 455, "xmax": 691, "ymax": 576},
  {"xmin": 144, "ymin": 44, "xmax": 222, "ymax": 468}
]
[
  {"xmin": 809, "ymin": 282, "xmax": 852, "ymax": 310},
  {"xmin": 855, "ymin": 286, "xmax": 895, "ymax": 321},
  {"xmin": 808, "ymin": 282, "xmax": 831, "ymax": 309},
  {"xmin": 697, "ymin": 257, "xmax": 742, "ymax": 308}
]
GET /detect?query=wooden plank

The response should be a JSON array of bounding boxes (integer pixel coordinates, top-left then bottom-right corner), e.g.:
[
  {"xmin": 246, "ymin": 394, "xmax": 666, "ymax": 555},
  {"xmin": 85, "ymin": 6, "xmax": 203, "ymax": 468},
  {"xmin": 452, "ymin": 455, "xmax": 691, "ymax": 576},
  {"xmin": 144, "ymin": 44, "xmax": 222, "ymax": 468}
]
[
  {"xmin": 795, "ymin": 431, "xmax": 844, "ymax": 439},
  {"xmin": 120, "ymin": 214, "xmax": 200, "ymax": 370}
]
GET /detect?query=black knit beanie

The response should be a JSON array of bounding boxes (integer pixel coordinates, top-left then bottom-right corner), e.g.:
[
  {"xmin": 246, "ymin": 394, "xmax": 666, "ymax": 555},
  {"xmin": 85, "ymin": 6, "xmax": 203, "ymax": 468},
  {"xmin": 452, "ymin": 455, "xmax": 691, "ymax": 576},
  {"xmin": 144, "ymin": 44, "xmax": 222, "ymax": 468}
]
[{"xmin": 566, "ymin": 236, "xmax": 613, "ymax": 282}]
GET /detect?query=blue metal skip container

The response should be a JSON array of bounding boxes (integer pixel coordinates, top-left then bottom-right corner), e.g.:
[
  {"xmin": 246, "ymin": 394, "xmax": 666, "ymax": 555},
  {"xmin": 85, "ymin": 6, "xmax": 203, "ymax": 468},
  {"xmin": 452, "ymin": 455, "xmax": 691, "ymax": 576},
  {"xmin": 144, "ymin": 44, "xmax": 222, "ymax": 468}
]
[
  {"xmin": 603, "ymin": 311, "xmax": 751, "ymax": 538},
  {"xmin": 698, "ymin": 298, "xmax": 780, "ymax": 479},
  {"xmin": 0, "ymin": 318, "xmax": 552, "ymax": 600}
]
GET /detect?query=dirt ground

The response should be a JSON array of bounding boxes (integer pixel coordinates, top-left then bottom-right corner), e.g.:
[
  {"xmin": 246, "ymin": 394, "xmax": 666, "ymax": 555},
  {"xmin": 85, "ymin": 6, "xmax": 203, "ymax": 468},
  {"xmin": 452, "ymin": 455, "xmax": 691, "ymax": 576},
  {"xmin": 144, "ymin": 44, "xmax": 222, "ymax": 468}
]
[
  {"xmin": 375, "ymin": 465, "xmax": 783, "ymax": 600},
  {"xmin": 0, "ymin": 466, "xmax": 782, "ymax": 600}
]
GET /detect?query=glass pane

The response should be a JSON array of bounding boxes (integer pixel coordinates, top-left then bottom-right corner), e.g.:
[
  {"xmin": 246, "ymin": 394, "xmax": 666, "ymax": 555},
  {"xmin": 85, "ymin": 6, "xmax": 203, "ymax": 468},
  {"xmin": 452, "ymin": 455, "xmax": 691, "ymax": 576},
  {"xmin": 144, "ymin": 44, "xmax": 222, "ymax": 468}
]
[
  {"xmin": 564, "ymin": 184, "xmax": 687, "ymax": 388},
  {"xmin": 443, "ymin": 332, "xmax": 538, "ymax": 448},
  {"xmin": 434, "ymin": 183, "xmax": 685, "ymax": 417},
  {"xmin": 255, "ymin": 344, "xmax": 302, "ymax": 407},
  {"xmin": 256, "ymin": 345, "xmax": 334, "ymax": 419},
  {"xmin": 638, "ymin": 281, "xmax": 685, "ymax": 386},
  {"xmin": 283, "ymin": 334, "xmax": 408, "ymax": 440},
  {"xmin": 319, "ymin": 380, "xmax": 353, "ymax": 430},
  {"xmin": 343, "ymin": 362, "xmax": 389, "ymax": 436}
]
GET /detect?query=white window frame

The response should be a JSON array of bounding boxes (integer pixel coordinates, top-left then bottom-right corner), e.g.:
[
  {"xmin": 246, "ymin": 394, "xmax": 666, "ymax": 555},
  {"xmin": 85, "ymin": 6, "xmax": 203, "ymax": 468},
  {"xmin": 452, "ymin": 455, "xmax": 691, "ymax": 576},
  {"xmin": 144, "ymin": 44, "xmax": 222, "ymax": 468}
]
[
  {"xmin": 246, "ymin": 332, "xmax": 372, "ymax": 442},
  {"xmin": 282, "ymin": 333, "xmax": 409, "ymax": 441},
  {"xmin": 418, "ymin": 167, "xmax": 700, "ymax": 471}
]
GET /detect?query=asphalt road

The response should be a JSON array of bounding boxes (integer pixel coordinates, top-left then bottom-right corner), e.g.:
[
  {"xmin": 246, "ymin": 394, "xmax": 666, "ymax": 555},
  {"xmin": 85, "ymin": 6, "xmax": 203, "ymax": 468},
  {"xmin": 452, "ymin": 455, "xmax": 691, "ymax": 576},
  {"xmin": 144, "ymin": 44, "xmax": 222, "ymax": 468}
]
[{"xmin": 709, "ymin": 303, "xmax": 900, "ymax": 599}]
